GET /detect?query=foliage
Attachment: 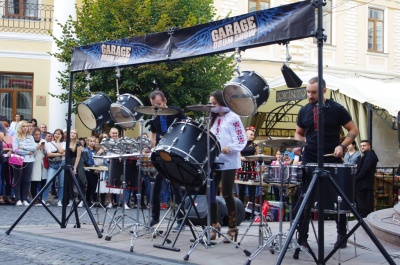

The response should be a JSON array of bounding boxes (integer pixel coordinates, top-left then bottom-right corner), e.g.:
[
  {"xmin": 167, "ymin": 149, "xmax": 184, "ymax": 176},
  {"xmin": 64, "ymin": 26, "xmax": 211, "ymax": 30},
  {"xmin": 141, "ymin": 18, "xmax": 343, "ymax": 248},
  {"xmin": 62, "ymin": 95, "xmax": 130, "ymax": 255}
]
[{"xmin": 51, "ymin": 0, "xmax": 235, "ymax": 115}]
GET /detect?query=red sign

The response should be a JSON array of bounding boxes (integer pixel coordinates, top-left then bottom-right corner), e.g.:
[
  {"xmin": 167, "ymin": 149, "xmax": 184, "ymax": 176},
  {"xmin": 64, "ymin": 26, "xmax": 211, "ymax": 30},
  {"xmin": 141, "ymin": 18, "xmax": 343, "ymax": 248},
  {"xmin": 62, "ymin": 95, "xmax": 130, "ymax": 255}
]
[{"xmin": 8, "ymin": 79, "xmax": 33, "ymax": 88}]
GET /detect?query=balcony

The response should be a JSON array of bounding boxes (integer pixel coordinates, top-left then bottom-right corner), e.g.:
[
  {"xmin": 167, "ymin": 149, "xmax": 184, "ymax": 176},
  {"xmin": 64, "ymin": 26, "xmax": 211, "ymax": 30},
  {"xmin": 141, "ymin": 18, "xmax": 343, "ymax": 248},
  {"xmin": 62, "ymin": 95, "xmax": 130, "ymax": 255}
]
[{"xmin": 0, "ymin": 1, "xmax": 53, "ymax": 34}]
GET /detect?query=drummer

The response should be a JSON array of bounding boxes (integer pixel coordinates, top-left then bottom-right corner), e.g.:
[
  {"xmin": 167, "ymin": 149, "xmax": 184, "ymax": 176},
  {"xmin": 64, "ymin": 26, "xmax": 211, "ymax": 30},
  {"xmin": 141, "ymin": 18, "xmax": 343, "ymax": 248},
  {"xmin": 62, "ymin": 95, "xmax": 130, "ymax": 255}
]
[
  {"xmin": 148, "ymin": 90, "xmax": 187, "ymax": 232},
  {"xmin": 292, "ymin": 76, "xmax": 358, "ymax": 258},
  {"xmin": 237, "ymin": 126, "xmax": 259, "ymax": 219}
]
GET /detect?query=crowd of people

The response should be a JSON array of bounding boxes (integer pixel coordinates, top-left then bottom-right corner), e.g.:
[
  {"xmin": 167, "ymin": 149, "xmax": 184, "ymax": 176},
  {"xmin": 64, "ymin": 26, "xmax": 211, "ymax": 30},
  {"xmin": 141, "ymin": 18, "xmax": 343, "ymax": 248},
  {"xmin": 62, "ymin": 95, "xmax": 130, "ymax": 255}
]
[
  {"xmin": 0, "ymin": 115, "xmax": 158, "ymax": 210},
  {"xmin": 0, "ymin": 81, "xmax": 389, "ymax": 252}
]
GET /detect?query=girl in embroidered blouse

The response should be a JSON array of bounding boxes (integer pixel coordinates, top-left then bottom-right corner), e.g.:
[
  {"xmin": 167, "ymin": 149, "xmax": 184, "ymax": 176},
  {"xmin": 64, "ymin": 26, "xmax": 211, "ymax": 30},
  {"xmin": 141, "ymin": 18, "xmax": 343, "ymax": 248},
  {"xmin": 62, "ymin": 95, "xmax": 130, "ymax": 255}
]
[{"xmin": 209, "ymin": 90, "xmax": 246, "ymax": 243}]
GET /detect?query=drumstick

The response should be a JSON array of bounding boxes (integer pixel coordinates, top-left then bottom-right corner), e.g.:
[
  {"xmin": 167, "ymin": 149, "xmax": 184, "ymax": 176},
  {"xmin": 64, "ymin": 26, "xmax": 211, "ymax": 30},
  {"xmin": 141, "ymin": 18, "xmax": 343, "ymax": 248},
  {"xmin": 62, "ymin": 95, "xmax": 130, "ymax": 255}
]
[{"xmin": 323, "ymin": 153, "xmax": 334, "ymax": 157}]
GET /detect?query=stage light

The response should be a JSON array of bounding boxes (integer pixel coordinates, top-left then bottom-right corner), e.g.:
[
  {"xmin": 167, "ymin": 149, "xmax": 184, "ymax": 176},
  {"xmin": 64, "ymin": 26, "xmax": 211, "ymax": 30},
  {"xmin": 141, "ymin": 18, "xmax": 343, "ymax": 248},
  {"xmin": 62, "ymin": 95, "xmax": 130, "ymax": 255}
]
[{"xmin": 281, "ymin": 64, "xmax": 303, "ymax": 88}]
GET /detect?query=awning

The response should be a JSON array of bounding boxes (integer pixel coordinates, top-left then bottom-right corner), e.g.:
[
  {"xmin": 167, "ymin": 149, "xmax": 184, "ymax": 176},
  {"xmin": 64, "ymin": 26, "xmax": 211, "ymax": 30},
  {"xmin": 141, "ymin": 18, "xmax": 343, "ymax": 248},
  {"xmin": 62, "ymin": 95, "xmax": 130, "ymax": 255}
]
[{"xmin": 268, "ymin": 72, "xmax": 400, "ymax": 117}]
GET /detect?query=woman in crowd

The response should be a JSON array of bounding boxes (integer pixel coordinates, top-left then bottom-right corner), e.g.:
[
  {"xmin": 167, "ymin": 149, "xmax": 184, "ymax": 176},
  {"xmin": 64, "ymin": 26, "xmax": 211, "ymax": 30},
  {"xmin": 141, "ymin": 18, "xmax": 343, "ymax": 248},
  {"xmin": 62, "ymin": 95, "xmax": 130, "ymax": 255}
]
[
  {"xmin": 43, "ymin": 129, "xmax": 66, "ymax": 206},
  {"xmin": 84, "ymin": 136, "xmax": 99, "ymax": 206},
  {"xmin": 237, "ymin": 126, "xmax": 259, "ymax": 219},
  {"xmin": 31, "ymin": 127, "xmax": 47, "ymax": 205},
  {"xmin": 1, "ymin": 121, "xmax": 15, "ymax": 205},
  {"xmin": 209, "ymin": 90, "xmax": 246, "ymax": 242},
  {"xmin": 343, "ymin": 141, "xmax": 361, "ymax": 165},
  {"xmin": 30, "ymin": 118, "xmax": 38, "ymax": 129},
  {"xmin": 12, "ymin": 121, "xmax": 36, "ymax": 206},
  {"xmin": 69, "ymin": 129, "xmax": 86, "ymax": 207}
]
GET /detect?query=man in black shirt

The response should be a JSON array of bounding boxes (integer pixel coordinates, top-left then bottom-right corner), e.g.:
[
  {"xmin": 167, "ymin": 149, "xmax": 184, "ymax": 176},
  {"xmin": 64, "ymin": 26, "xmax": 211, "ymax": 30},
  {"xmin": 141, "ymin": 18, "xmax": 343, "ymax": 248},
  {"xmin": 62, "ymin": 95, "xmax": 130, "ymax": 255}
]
[
  {"xmin": 293, "ymin": 77, "xmax": 358, "ymax": 258},
  {"xmin": 355, "ymin": 140, "xmax": 379, "ymax": 217},
  {"xmin": 148, "ymin": 90, "xmax": 186, "ymax": 232}
]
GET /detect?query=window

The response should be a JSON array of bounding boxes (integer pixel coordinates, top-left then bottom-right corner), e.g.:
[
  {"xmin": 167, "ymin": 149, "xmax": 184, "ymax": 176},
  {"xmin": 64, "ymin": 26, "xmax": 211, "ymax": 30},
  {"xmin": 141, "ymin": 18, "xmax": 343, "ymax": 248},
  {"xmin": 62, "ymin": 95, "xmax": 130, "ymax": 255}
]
[
  {"xmin": 5, "ymin": 0, "xmax": 38, "ymax": 18},
  {"xmin": 368, "ymin": 8, "xmax": 384, "ymax": 53},
  {"xmin": 314, "ymin": 0, "xmax": 332, "ymax": 45},
  {"xmin": 249, "ymin": 0, "xmax": 270, "ymax": 12},
  {"xmin": 0, "ymin": 73, "xmax": 33, "ymax": 122}
]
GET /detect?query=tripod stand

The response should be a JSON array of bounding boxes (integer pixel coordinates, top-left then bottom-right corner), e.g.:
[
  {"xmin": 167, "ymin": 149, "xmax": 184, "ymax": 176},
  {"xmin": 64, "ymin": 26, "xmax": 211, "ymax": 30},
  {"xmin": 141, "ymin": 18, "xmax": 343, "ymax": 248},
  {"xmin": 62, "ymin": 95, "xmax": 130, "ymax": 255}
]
[
  {"xmin": 77, "ymin": 165, "xmax": 112, "ymax": 232},
  {"xmin": 6, "ymin": 163, "xmax": 102, "ymax": 238},
  {"xmin": 6, "ymin": 72, "xmax": 102, "ymax": 238}
]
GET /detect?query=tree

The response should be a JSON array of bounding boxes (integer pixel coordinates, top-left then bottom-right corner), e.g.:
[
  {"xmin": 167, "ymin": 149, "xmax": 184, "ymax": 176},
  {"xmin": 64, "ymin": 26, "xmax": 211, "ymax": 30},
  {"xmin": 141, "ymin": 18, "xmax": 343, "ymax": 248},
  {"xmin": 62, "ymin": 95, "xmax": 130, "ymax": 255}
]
[{"xmin": 51, "ymin": 0, "xmax": 234, "ymax": 115}]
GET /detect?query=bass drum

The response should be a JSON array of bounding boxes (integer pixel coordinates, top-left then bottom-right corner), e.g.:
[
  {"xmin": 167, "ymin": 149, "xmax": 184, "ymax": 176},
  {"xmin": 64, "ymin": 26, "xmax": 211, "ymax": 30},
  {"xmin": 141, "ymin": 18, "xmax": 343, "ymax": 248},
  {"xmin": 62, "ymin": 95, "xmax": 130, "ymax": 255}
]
[
  {"xmin": 306, "ymin": 163, "xmax": 357, "ymax": 213},
  {"xmin": 151, "ymin": 119, "xmax": 221, "ymax": 189},
  {"xmin": 223, "ymin": 71, "xmax": 269, "ymax": 117},
  {"xmin": 77, "ymin": 93, "xmax": 112, "ymax": 130},
  {"xmin": 109, "ymin": 94, "xmax": 143, "ymax": 128}
]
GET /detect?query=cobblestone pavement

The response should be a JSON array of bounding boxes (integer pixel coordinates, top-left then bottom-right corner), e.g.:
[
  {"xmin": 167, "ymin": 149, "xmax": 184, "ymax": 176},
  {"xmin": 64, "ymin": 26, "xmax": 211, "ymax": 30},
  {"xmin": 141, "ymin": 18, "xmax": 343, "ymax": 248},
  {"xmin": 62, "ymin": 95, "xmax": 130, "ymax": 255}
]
[
  {"xmin": 0, "ymin": 205, "xmax": 190, "ymax": 265},
  {"xmin": 1, "ymin": 203, "xmax": 399, "ymax": 265}
]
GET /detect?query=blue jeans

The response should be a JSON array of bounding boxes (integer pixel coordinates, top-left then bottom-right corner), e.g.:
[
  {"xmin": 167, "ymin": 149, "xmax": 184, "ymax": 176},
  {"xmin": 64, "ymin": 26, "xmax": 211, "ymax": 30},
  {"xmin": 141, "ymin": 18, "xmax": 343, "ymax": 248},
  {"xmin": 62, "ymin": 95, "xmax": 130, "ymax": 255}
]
[
  {"xmin": 160, "ymin": 178, "xmax": 171, "ymax": 203},
  {"xmin": 142, "ymin": 174, "xmax": 152, "ymax": 203},
  {"xmin": 43, "ymin": 162, "xmax": 65, "ymax": 202}
]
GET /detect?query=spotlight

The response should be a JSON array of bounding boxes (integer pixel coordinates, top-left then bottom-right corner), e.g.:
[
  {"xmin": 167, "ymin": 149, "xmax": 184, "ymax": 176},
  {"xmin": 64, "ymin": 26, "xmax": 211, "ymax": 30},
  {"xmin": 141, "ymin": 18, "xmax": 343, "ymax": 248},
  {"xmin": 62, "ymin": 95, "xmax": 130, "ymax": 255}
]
[{"xmin": 281, "ymin": 64, "xmax": 303, "ymax": 88}]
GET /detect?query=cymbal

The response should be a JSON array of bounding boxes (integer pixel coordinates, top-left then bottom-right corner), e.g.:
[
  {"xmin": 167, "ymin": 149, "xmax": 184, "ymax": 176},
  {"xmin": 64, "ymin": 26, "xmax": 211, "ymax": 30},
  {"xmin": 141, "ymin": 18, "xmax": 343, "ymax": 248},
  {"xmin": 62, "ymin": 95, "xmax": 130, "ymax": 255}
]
[
  {"xmin": 102, "ymin": 153, "xmax": 140, "ymax": 159},
  {"xmin": 134, "ymin": 106, "xmax": 178, "ymax": 116},
  {"xmin": 258, "ymin": 139, "xmax": 307, "ymax": 149},
  {"xmin": 186, "ymin": 104, "xmax": 215, "ymax": 112},
  {"xmin": 245, "ymin": 154, "xmax": 276, "ymax": 162}
]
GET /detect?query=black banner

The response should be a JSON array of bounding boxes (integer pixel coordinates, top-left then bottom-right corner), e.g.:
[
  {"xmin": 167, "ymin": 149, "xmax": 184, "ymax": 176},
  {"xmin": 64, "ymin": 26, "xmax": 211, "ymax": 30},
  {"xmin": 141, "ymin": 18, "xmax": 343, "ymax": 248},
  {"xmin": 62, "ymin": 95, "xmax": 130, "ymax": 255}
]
[{"xmin": 71, "ymin": 1, "xmax": 315, "ymax": 72}]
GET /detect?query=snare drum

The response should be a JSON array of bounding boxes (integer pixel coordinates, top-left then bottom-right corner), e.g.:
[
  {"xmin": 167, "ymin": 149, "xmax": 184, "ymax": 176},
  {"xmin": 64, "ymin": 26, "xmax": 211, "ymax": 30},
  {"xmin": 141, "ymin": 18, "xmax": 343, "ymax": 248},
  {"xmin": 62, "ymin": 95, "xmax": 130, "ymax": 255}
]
[
  {"xmin": 306, "ymin": 163, "xmax": 357, "ymax": 213},
  {"xmin": 100, "ymin": 138, "xmax": 123, "ymax": 154},
  {"xmin": 77, "ymin": 93, "xmax": 112, "ymax": 130},
  {"xmin": 110, "ymin": 94, "xmax": 143, "ymax": 128},
  {"xmin": 287, "ymin": 165, "xmax": 303, "ymax": 184},
  {"xmin": 264, "ymin": 165, "xmax": 287, "ymax": 183},
  {"xmin": 107, "ymin": 158, "xmax": 139, "ymax": 190}
]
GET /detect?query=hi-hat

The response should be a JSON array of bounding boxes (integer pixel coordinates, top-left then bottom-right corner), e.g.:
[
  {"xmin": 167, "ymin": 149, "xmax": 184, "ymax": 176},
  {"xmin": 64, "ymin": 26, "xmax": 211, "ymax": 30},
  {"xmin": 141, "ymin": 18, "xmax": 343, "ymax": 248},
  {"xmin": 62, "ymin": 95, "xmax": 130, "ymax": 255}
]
[
  {"xmin": 258, "ymin": 139, "xmax": 307, "ymax": 149},
  {"xmin": 134, "ymin": 106, "xmax": 178, "ymax": 116},
  {"xmin": 245, "ymin": 154, "xmax": 276, "ymax": 161}
]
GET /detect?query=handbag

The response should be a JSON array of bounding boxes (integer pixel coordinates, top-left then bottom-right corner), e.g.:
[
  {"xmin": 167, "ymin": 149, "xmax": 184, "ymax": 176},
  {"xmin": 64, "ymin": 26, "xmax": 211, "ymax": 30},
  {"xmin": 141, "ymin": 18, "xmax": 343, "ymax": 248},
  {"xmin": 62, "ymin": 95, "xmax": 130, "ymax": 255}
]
[
  {"xmin": 43, "ymin": 157, "xmax": 49, "ymax": 169},
  {"xmin": 48, "ymin": 142, "xmax": 63, "ymax": 164},
  {"xmin": 9, "ymin": 154, "xmax": 24, "ymax": 166},
  {"xmin": 48, "ymin": 156, "xmax": 62, "ymax": 163}
]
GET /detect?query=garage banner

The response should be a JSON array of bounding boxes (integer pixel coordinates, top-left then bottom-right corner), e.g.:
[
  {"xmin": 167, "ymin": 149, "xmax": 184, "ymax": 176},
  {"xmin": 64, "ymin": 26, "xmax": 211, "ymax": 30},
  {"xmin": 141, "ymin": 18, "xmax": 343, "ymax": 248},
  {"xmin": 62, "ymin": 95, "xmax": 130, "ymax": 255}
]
[{"xmin": 70, "ymin": 1, "xmax": 315, "ymax": 72}]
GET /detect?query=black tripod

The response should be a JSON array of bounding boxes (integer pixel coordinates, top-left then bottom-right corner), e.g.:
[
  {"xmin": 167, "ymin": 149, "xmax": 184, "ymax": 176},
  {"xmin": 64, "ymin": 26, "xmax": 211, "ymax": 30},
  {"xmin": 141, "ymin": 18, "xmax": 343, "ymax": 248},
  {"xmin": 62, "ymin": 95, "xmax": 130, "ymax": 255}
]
[{"xmin": 6, "ymin": 74, "xmax": 101, "ymax": 238}]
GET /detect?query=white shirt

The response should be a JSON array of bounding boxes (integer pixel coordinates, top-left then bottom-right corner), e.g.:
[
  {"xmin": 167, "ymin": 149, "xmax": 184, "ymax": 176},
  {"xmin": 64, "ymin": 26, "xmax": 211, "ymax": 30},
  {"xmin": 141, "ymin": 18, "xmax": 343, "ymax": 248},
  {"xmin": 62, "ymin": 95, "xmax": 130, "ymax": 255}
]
[
  {"xmin": 210, "ymin": 111, "xmax": 246, "ymax": 170},
  {"xmin": 45, "ymin": 141, "xmax": 66, "ymax": 161}
]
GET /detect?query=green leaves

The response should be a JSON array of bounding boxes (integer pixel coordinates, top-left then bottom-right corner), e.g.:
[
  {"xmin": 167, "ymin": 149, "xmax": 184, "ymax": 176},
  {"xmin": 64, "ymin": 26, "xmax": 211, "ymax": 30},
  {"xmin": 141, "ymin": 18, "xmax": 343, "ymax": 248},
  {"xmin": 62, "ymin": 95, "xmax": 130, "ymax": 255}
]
[{"xmin": 52, "ymin": 0, "xmax": 234, "ymax": 116}]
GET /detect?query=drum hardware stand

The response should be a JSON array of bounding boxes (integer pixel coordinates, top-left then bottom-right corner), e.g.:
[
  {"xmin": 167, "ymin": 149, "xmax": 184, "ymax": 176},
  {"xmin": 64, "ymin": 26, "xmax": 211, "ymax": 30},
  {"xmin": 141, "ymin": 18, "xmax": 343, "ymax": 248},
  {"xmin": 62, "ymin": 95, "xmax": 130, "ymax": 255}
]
[
  {"xmin": 77, "ymin": 170, "xmax": 112, "ymax": 232},
  {"xmin": 105, "ymin": 154, "xmax": 139, "ymax": 241},
  {"xmin": 128, "ymin": 118, "xmax": 157, "ymax": 252},
  {"xmin": 244, "ymin": 160, "xmax": 303, "ymax": 265},
  {"xmin": 184, "ymin": 107, "xmax": 251, "ymax": 261},
  {"xmin": 153, "ymin": 187, "xmax": 201, "ymax": 252},
  {"xmin": 238, "ymin": 159, "xmax": 273, "ymax": 247}
]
